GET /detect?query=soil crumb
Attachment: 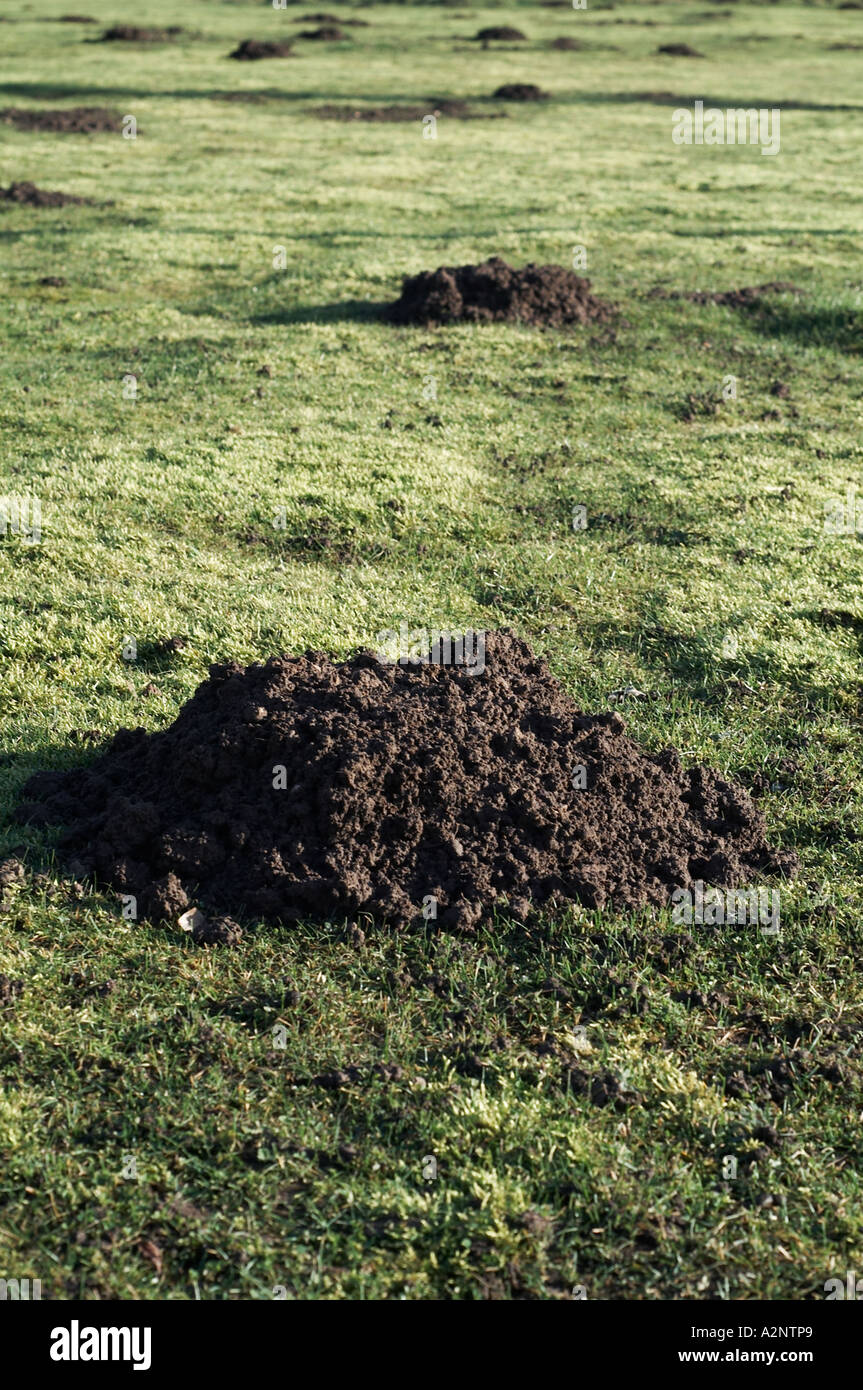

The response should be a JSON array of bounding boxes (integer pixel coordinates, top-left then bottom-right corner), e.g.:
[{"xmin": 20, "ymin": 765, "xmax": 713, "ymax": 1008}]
[
  {"xmin": 387, "ymin": 256, "xmax": 613, "ymax": 328},
  {"xmin": 493, "ymin": 83, "xmax": 548, "ymax": 101},
  {"xmin": 16, "ymin": 631, "xmax": 795, "ymax": 930},
  {"xmin": 0, "ymin": 181, "xmax": 88, "ymax": 207},
  {"xmin": 229, "ymin": 39, "xmax": 294, "ymax": 60},
  {"xmin": 0, "ymin": 106, "xmax": 124, "ymax": 133}
]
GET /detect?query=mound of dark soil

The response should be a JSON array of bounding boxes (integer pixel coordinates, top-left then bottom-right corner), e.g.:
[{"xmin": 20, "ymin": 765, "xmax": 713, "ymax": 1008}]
[
  {"xmin": 99, "ymin": 25, "xmax": 182, "ymax": 42},
  {"xmin": 297, "ymin": 26, "xmax": 346, "ymax": 40},
  {"xmin": 309, "ymin": 100, "xmax": 495, "ymax": 122},
  {"xmin": 551, "ymin": 36, "xmax": 584, "ymax": 50},
  {"xmin": 689, "ymin": 282, "xmax": 802, "ymax": 308},
  {"xmin": 493, "ymin": 83, "xmax": 548, "ymax": 101},
  {"xmin": 0, "ymin": 106, "xmax": 123, "ymax": 133},
  {"xmin": 16, "ymin": 632, "xmax": 795, "ymax": 931},
  {"xmin": 651, "ymin": 282, "xmax": 803, "ymax": 310},
  {"xmin": 475, "ymin": 26, "xmax": 527, "ymax": 42},
  {"xmin": 387, "ymin": 257, "xmax": 613, "ymax": 328},
  {"xmin": 0, "ymin": 181, "xmax": 87, "ymax": 207},
  {"xmin": 229, "ymin": 39, "xmax": 294, "ymax": 60},
  {"xmin": 657, "ymin": 43, "xmax": 703, "ymax": 57}
]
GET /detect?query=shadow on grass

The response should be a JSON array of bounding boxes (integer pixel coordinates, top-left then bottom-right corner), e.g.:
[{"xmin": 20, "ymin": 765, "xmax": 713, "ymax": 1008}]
[
  {"xmin": 252, "ymin": 299, "xmax": 385, "ymax": 326},
  {"xmin": 751, "ymin": 302, "xmax": 862, "ymax": 355},
  {"xmin": 0, "ymin": 81, "xmax": 438, "ymax": 105},
  {"xmin": 5, "ymin": 80, "xmax": 860, "ymax": 115},
  {"xmin": 558, "ymin": 90, "xmax": 863, "ymax": 113},
  {"xmin": 646, "ymin": 291, "xmax": 861, "ymax": 356}
]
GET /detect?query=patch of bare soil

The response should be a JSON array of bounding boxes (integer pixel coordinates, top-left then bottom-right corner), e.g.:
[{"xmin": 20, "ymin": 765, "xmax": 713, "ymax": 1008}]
[
  {"xmin": 657, "ymin": 43, "xmax": 704, "ymax": 57},
  {"xmin": 649, "ymin": 282, "xmax": 804, "ymax": 309},
  {"xmin": 0, "ymin": 106, "xmax": 124, "ymax": 133},
  {"xmin": 98, "ymin": 25, "xmax": 183, "ymax": 42},
  {"xmin": 0, "ymin": 181, "xmax": 89, "ymax": 207},
  {"xmin": 493, "ymin": 83, "xmax": 548, "ymax": 101},
  {"xmin": 309, "ymin": 99, "xmax": 498, "ymax": 122},
  {"xmin": 228, "ymin": 39, "xmax": 294, "ymax": 60},
  {"xmin": 475, "ymin": 26, "xmax": 527, "ymax": 43}
]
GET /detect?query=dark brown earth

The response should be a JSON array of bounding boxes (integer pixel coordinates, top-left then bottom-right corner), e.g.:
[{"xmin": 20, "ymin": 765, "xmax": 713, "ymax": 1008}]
[
  {"xmin": 387, "ymin": 257, "xmax": 614, "ymax": 328},
  {"xmin": 228, "ymin": 39, "xmax": 294, "ymax": 61},
  {"xmin": 650, "ymin": 282, "xmax": 803, "ymax": 309},
  {"xmin": 1, "ymin": 181, "xmax": 88, "ymax": 207},
  {"xmin": 657, "ymin": 43, "xmax": 704, "ymax": 57},
  {"xmin": 0, "ymin": 106, "xmax": 124, "ymax": 133},
  {"xmin": 493, "ymin": 83, "xmax": 548, "ymax": 101},
  {"xmin": 551, "ymin": 37, "xmax": 584, "ymax": 50},
  {"xmin": 98, "ymin": 25, "xmax": 183, "ymax": 42},
  {"xmin": 16, "ymin": 631, "xmax": 795, "ymax": 931},
  {"xmin": 475, "ymin": 26, "xmax": 527, "ymax": 42},
  {"xmin": 309, "ymin": 100, "xmax": 498, "ymax": 122}
]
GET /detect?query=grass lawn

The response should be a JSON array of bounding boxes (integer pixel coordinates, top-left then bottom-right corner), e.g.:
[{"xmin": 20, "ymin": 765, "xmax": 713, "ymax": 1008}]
[{"xmin": 0, "ymin": 0, "xmax": 861, "ymax": 1300}]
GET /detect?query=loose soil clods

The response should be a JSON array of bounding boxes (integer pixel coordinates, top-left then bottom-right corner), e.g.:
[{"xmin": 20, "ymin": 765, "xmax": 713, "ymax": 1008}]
[
  {"xmin": 0, "ymin": 106, "xmax": 124, "ymax": 133},
  {"xmin": 228, "ymin": 39, "xmax": 295, "ymax": 61},
  {"xmin": 17, "ymin": 631, "xmax": 795, "ymax": 932},
  {"xmin": 386, "ymin": 257, "xmax": 614, "ymax": 328},
  {"xmin": 493, "ymin": 83, "xmax": 548, "ymax": 101},
  {"xmin": 475, "ymin": 26, "xmax": 527, "ymax": 44},
  {"xmin": 0, "ymin": 181, "xmax": 88, "ymax": 207}
]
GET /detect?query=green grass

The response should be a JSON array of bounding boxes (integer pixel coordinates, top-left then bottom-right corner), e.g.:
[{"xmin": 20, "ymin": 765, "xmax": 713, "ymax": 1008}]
[{"xmin": 0, "ymin": 0, "xmax": 861, "ymax": 1300}]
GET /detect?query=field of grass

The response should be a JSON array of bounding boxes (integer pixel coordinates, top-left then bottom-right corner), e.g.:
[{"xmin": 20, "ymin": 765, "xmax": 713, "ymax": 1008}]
[{"xmin": 0, "ymin": 0, "xmax": 861, "ymax": 1301}]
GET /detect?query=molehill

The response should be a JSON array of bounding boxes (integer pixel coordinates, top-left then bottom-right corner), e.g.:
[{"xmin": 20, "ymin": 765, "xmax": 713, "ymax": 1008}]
[
  {"xmin": 387, "ymin": 257, "xmax": 614, "ymax": 328},
  {"xmin": 17, "ymin": 632, "xmax": 796, "ymax": 932},
  {"xmin": 0, "ymin": 182, "xmax": 88, "ymax": 207}
]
